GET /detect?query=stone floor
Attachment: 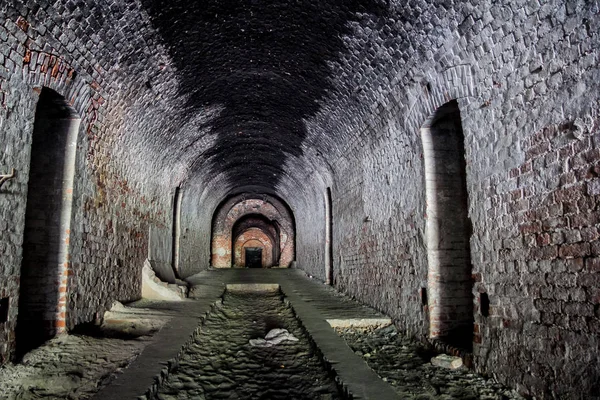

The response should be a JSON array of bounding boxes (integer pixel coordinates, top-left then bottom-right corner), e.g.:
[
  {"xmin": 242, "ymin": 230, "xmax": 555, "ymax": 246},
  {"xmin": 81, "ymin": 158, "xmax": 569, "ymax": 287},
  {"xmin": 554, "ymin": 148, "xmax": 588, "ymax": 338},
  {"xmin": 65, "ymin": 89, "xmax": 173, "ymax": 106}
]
[
  {"xmin": 0, "ymin": 335, "xmax": 148, "ymax": 400},
  {"xmin": 1, "ymin": 269, "xmax": 527, "ymax": 400},
  {"xmin": 337, "ymin": 326, "xmax": 524, "ymax": 400},
  {"xmin": 155, "ymin": 289, "xmax": 341, "ymax": 400},
  {"xmin": 0, "ymin": 301, "xmax": 170, "ymax": 400}
]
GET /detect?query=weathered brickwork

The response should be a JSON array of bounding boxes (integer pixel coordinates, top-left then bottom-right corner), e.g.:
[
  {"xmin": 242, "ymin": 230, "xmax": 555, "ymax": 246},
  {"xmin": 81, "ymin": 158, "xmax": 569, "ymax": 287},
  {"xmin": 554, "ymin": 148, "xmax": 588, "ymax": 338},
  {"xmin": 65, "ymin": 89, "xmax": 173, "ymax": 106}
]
[
  {"xmin": 470, "ymin": 118, "xmax": 600, "ymax": 397},
  {"xmin": 281, "ymin": 1, "xmax": 599, "ymax": 398},
  {"xmin": 0, "ymin": 0, "xmax": 597, "ymax": 398},
  {"xmin": 0, "ymin": 1, "xmax": 180, "ymax": 363}
]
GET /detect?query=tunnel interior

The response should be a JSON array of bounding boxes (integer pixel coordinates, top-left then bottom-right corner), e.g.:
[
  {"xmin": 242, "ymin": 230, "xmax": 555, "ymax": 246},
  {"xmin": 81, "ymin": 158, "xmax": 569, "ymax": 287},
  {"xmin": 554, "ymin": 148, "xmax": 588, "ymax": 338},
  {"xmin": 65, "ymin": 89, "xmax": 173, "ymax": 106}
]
[
  {"xmin": 211, "ymin": 194, "xmax": 295, "ymax": 269},
  {"xmin": 0, "ymin": 0, "xmax": 598, "ymax": 398}
]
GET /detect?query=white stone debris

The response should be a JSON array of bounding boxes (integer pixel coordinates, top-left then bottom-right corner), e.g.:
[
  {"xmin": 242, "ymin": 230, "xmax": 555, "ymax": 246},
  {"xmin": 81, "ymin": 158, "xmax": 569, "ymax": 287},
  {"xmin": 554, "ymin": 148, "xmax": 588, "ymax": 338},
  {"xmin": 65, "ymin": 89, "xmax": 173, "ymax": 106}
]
[
  {"xmin": 102, "ymin": 300, "xmax": 169, "ymax": 337},
  {"xmin": 142, "ymin": 259, "xmax": 187, "ymax": 301},
  {"xmin": 431, "ymin": 354, "xmax": 463, "ymax": 370},
  {"xmin": 249, "ymin": 328, "xmax": 299, "ymax": 347}
]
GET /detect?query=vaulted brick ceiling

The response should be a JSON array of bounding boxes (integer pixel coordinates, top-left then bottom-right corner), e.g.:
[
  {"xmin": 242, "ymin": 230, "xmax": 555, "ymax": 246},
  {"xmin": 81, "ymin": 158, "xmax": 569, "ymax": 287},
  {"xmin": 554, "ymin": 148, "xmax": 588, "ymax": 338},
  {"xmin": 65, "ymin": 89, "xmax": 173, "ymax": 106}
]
[{"xmin": 139, "ymin": 0, "xmax": 389, "ymax": 192}]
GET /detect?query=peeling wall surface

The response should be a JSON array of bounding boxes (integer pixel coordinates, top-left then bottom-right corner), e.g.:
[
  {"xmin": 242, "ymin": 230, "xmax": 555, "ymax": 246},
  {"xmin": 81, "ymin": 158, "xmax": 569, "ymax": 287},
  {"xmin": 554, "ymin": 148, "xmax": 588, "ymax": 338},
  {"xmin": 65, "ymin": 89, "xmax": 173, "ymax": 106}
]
[{"xmin": 0, "ymin": 0, "xmax": 599, "ymax": 397}]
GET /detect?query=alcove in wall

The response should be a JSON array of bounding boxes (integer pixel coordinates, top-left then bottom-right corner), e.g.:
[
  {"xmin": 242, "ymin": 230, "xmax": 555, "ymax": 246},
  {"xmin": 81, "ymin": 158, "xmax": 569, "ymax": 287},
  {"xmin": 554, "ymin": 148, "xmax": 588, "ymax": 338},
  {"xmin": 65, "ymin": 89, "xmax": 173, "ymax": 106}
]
[
  {"xmin": 17, "ymin": 88, "xmax": 81, "ymax": 356},
  {"xmin": 421, "ymin": 100, "xmax": 473, "ymax": 351}
]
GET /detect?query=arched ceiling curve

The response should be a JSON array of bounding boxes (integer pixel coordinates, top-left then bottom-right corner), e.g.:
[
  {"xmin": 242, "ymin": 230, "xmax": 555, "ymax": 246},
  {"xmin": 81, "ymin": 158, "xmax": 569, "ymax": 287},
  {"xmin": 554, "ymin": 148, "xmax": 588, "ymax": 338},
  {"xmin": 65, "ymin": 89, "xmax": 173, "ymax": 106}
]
[{"xmin": 138, "ymin": 0, "xmax": 390, "ymax": 194}]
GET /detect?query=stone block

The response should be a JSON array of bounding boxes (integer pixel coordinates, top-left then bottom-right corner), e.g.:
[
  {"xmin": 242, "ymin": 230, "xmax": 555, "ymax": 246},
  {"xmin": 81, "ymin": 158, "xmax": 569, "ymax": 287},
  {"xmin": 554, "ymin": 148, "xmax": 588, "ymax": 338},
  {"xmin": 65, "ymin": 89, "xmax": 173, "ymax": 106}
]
[{"xmin": 431, "ymin": 354, "xmax": 463, "ymax": 369}]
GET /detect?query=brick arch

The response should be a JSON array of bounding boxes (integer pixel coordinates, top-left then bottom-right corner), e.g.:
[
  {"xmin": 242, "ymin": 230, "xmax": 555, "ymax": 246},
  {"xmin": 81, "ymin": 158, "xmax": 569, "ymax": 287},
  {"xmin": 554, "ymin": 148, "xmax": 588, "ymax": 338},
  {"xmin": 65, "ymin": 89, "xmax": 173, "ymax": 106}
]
[
  {"xmin": 23, "ymin": 51, "xmax": 96, "ymax": 124},
  {"xmin": 401, "ymin": 65, "xmax": 476, "ymax": 135},
  {"xmin": 211, "ymin": 194, "xmax": 295, "ymax": 268},
  {"xmin": 17, "ymin": 87, "xmax": 82, "ymax": 356},
  {"xmin": 234, "ymin": 229, "xmax": 275, "ymax": 268},
  {"xmin": 395, "ymin": 67, "xmax": 478, "ymax": 347}
]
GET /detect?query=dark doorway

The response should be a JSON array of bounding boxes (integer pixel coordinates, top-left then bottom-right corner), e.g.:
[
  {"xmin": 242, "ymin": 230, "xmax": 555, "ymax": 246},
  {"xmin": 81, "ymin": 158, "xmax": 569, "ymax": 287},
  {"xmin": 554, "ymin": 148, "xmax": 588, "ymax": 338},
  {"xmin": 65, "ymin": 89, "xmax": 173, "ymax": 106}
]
[
  {"xmin": 421, "ymin": 100, "xmax": 473, "ymax": 351},
  {"xmin": 245, "ymin": 248, "xmax": 263, "ymax": 268},
  {"xmin": 171, "ymin": 186, "xmax": 182, "ymax": 278},
  {"xmin": 325, "ymin": 187, "xmax": 333, "ymax": 285},
  {"xmin": 17, "ymin": 88, "xmax": 80, "ymax": 357}
]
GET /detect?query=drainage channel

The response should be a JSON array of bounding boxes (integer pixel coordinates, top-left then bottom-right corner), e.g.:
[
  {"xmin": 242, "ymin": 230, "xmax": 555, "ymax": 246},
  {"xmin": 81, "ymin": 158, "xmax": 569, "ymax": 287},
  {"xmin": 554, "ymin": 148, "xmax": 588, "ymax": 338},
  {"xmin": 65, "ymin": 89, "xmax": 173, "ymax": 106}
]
[{"xmin": 149, "ymin": 284, "xmax": 343, "ymax": 400}]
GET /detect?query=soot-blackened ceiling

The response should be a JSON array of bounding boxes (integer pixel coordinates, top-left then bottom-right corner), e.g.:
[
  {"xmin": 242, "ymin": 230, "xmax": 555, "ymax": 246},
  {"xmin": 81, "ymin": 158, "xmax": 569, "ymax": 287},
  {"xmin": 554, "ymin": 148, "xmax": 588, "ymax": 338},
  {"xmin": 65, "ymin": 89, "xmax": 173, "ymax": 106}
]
[{"xmin": 140, "ymin": 0, "xmax": 387, "ymax": 190}]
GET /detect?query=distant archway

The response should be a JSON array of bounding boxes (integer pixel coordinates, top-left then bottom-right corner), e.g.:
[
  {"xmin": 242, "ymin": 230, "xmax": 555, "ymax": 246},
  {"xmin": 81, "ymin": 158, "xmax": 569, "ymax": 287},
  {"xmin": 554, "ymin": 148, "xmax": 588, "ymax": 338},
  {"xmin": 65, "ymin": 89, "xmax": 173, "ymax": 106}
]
[
  {"xmin": 234, "ymin": 230, "xmax": 275, "ymax": 268},
  {"xmin": 232, "ymin": 215, "xmax": 279, "ymax": 267},
  {"xmin": 211, "ymin": 194, "xmax": 295, "ymax": 268}
]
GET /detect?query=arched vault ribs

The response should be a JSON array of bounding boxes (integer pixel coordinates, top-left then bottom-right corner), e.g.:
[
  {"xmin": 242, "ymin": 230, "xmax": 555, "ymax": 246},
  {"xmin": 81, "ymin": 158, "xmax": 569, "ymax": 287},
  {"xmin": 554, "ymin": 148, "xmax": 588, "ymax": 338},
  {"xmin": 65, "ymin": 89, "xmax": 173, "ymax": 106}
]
[
  {"xmin": 421, "ymin": 100, "xmax": 474, "ymax": 351},
  {"xmin": 211, "ymin": 194, "xmax": 295, "ymax": 268}
]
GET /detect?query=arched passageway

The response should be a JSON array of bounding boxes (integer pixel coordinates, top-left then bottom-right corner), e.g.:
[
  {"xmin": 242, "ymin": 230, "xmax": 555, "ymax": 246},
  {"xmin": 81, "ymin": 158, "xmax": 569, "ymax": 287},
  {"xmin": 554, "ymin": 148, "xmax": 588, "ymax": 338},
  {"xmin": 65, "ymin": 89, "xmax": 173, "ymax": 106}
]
[
  {"xmin": 232, "ymin": 215, "xmax": 279, "ymax": 268},
  {"xmin": 211, "ymin": 194, "xmax": 295, "ymax": 268},
  {"xmin": 421, "ymin": 100, "xmax": 473, "ymax": 350},
  {"xmin": 235, "ymin": 233, "xmax": 273, "ymax": 268},
  {"xmin": 17, "ymin": 88, "xmax": 81, "ymax": 356}
]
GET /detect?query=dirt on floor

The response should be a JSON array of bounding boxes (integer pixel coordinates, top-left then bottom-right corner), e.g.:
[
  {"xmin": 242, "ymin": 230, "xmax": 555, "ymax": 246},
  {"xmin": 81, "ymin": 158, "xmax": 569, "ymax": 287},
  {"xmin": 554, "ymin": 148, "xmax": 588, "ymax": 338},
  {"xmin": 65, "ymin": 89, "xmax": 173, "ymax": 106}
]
[
  {"xmin": 336, "ymin": 325, "xmax": 524, "ymax": 400},
  {"xmin": 154, "ymin": 291, "xmax": 341, "ymax": 400},
  {"xmin": 0, "ymin": 301, "xmax": 170, "ymax": 400}
]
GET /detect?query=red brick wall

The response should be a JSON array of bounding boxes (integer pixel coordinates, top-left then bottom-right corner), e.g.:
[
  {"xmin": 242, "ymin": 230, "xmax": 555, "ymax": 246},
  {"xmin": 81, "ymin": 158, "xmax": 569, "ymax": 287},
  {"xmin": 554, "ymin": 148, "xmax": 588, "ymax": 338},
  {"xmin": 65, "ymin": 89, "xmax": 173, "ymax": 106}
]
[
  {"xmin": 234, "ymin": 229, "xmax": 275, "ymax": 267},
  {"xmin": 212, "ymin": 196, "xmax": 295, "ymax": 268}
]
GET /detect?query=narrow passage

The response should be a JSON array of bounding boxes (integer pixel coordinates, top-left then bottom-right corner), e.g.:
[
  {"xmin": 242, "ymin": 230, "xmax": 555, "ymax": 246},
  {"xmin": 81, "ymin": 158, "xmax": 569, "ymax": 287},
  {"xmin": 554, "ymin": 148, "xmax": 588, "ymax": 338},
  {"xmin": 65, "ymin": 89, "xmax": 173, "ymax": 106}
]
[{"xmin": 154, "ymin": 290, "xmax": 342, "ymax": 400}]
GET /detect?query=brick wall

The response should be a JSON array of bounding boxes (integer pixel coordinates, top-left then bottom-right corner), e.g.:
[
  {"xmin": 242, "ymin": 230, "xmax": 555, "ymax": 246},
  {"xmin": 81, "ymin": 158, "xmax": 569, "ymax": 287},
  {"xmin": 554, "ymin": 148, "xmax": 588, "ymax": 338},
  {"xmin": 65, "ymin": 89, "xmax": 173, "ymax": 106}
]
[
  {"xmin": 0, "ymin": 2, "xmax": 181, "ymax": 362},
  {"xmin": 470, "ymin": 119, "xmax": 600, "ymax": 397},
  {"xmin": 211, "ymin": 195, "xmax": 295, "ymax": 268},
  {"xmin": 283, "ymin": 1, "xmax": 600, "ymax": 398}
]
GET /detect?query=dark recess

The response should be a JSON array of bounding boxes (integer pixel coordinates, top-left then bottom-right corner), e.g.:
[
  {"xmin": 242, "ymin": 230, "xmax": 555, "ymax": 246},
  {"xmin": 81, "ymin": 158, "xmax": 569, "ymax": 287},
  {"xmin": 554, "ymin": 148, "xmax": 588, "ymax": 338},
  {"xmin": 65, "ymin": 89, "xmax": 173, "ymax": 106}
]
[
  {"xmin": 480, "ymin": 293, "xmax": 490, "ymax": 318},
  {"xmin": 0, "ymin": 298, "xmax": 8, "ymax": 323}
]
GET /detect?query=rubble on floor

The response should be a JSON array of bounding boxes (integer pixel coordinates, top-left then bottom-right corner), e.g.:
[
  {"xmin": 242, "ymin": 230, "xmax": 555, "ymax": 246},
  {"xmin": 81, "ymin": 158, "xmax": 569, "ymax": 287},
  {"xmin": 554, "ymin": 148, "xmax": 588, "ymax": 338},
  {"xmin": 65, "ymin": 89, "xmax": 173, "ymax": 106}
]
[
  {"xmin": 249, "ymin": 328, "xmax": 299, "ymax": 347},
  {"xmin": 431, "ymin": 354, "xmax": 463, "ymax": 370},
  {"xmin": 0, "ymin": 335, "xmax": 148, "ymax": 400},
  {"xmin": 142, "ymin": 260, "xmax": 188, "ymax": 301},
  {"xmin": 154, "ymin": 291, "xmax": 341, "ymax": 400},
  {"xmin": 336, "ymin": 325, "xmax": 524, "ymax": 400},
  {"xmin": 0, "ymin": 302, "xmax": 171, "ymax": 399}
]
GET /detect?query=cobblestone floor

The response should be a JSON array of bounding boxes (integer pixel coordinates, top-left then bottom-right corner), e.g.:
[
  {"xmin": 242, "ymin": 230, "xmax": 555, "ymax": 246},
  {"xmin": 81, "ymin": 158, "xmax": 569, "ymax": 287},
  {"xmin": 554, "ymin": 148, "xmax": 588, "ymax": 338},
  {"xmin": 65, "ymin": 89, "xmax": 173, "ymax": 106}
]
[
  {"xmin": 0, "ymin": 334, "xmax": 150, "ymax": 400},
  {"xmin": 0, "ymin": 301, "xmax": 169, "ymax": 400},
  {"xmin": 337, "ymin": 325, "xmax": 524, "ymax": 400},
  {"xmin": 155, "ymin": 291, "xmax": 342, "ymax": 400}
]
